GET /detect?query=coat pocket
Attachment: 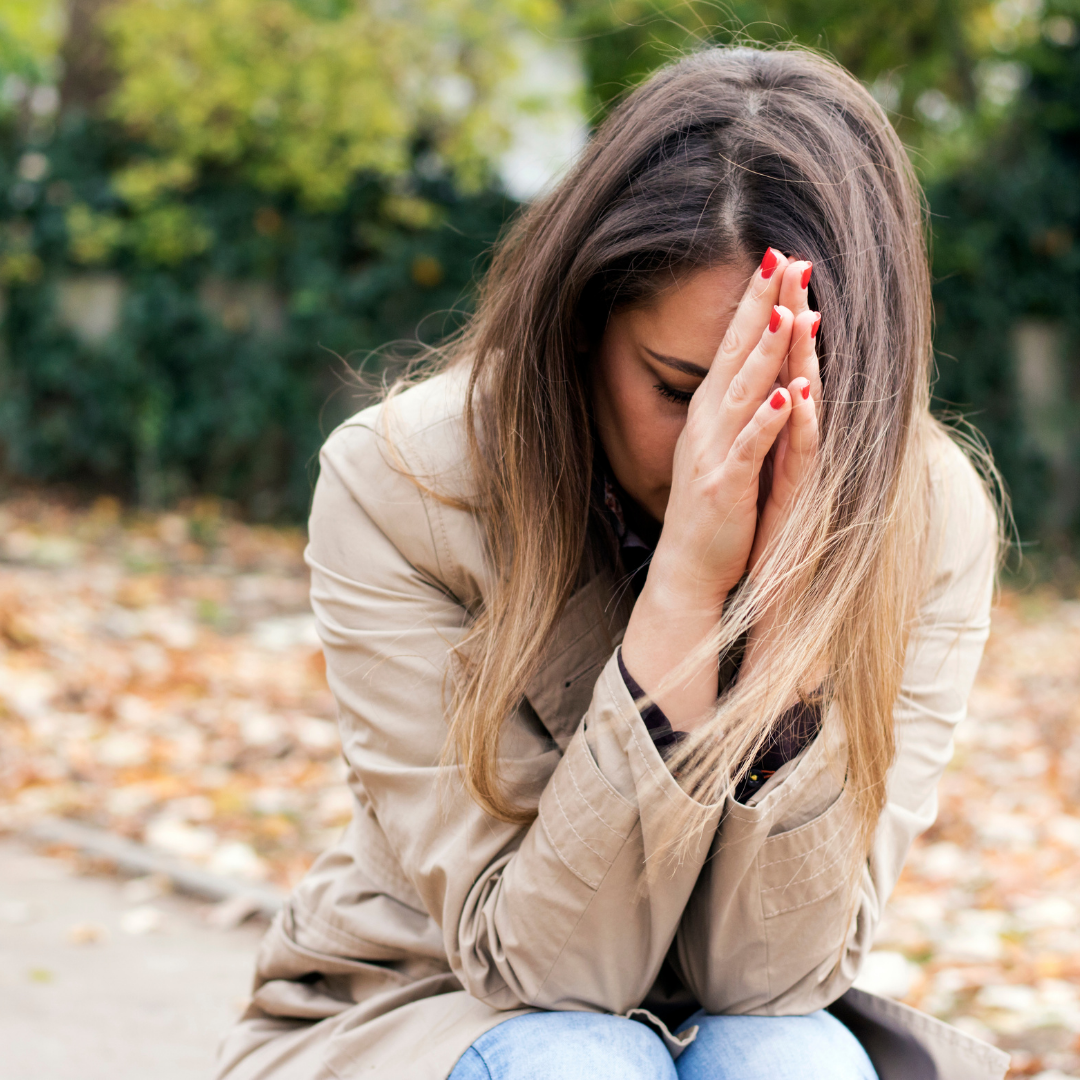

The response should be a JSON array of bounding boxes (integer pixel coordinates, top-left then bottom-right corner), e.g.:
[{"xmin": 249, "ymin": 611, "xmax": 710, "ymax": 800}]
[
  {"xmin": 757, "ymin": 786, "xmax": 858, "ymax": 1006},
  {"xmin": 758, "ymin": 784, "xmax": 855, "ymax": 919}
]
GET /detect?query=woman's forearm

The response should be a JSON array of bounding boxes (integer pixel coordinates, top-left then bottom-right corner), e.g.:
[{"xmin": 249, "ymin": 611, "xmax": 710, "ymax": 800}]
[{"xmin": 620, "ymin": 570, "xmax": 725, "ymax": 733}]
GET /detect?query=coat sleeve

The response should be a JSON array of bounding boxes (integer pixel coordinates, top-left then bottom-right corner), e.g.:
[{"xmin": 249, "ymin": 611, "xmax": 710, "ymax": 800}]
[
  {"xmin": 305, "ymin": 419, "xmax": 725, "ymax": 1015},
  {"xmin": 675, "ymin": 436, "xmax": 999, "ymax": 1015}
]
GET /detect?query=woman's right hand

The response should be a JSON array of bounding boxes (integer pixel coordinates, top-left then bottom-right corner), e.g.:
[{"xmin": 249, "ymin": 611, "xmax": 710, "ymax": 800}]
[
  {"xmin": 649, "ymin": 251, "xmax": 812, "ymax": 600},
  {"xmin": 621, "ymin": 250, "xmax": 813, "ymax": 729}
]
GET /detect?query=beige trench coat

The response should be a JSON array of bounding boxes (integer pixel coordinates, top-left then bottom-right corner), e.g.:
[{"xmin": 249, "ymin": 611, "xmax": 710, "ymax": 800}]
[{"xmin": 216, "ymin": 369, "xmax": 1009, "ymax": 1080}]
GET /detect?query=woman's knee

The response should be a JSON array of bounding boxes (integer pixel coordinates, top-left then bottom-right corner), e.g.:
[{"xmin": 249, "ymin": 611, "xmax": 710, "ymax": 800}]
[
  {"xmin": 452, "ymin": 1011, "xmax": 678, "ymax": 1080},
  {"xmin": 675, "ymin": 1010, "xmax": 877, "ymax": 1080}
]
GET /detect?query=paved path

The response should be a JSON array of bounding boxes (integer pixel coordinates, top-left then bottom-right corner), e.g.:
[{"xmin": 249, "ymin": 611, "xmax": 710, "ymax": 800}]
[{"xmin": 0, "ymin": 838, "xmax": 264, "ymax": 1080}]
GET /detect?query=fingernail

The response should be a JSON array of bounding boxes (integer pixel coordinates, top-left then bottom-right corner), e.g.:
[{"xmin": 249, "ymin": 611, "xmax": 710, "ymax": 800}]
[
  {"xmin": 810, "ymin": 312, "xmax": 821, "ymax": 339},
  {"xmin": 801, "ymin": 263, "xmax": 812, "ymax": 290},
  {"xmin": 760, "ymin": 248, "xmax": 779, "ymax": 279},
  {"xmin": 770, "ymin": 389, "xmax": 786, "ymax": 409},
  {"xmin": 800, "ymin": 381, "xmax": 811, "ymax": 400},
  {"xmin": 768, "ymin": 306, "xmax": 781, "ymax": 333}
]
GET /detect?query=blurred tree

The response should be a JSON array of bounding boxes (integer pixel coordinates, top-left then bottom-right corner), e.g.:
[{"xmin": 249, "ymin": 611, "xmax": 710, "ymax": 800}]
[
  {"xmin": 565, "ymin": 0, "xmax": 1080, "ymax": 560},
  {"xmin": 58, "ymin": 0, "xmax": 117, "ymax": 110},
  {"xmin": 0, "ymin": 0, "xmax": 64, "ymax": 92},
  {"xmin": 566, "ymin": 0, "xmax": 989, "ymax": 120},
  {"xmin": 930, "ymin": 0, "xmax": 1080, "ymax": 559},
  {"xmin": 0, "ymin": 103, "xmax": 516, "ymax": 515},
  {"xmin": 0, "ymin": 0, "xmax": 538, "ymax": 515},
  {"xmin": 563, "ymin": 0, "xmax": 1024, "ymax": 176},
  {"xmin": 104, "ymin": 0, "xmax": 559, "ymax": 211},
  {"xmin": 0, "ymin": 0, "xmax": 1075, "ymax": 553}
]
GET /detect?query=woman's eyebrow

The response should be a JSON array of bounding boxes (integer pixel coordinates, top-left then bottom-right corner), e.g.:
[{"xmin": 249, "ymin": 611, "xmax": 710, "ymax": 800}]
[{"xmin": 643, "ymin": 347, "xmax": 709, "ymax": 379}]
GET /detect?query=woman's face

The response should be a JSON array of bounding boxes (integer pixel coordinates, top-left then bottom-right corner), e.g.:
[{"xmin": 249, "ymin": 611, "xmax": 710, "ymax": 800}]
[{"xmin": 590, "ymin": 263, "xmax": 752, "ymax": 522}]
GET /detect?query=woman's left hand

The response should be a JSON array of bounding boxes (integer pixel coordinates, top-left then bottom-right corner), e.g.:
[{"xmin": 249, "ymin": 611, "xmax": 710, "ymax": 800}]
[
  {"xmin": 749, "ymin": 262, "xmax": 821, "ymax": 572},
  {"xmin": 742, "ymin": 263, "xmax": 822, "ymax": 691}
]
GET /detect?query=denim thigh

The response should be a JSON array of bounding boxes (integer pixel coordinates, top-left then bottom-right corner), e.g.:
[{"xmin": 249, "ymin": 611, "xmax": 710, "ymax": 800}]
[
  {"xmin": 675, "ymin": 1010, "xmax": 878, "ymax": 1080},
  {"xmin": 447, "ymin": 1012, "xmax": 677, "ymax": 1080}
]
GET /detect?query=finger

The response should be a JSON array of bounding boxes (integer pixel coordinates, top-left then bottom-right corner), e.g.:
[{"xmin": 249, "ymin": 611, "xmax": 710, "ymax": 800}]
[
  {"xmin": 756, "ymin": 380, "xmax": 818, "ymax": 541},
  {"xmin": 697, "ymin": 247, "xmax": 790, "ymax": 409},
  {"xmin": 716, "ymin": 305, "xmax": 794, "ymax": 453},
  {"xmin": 776, "ymin": 261, "xmax": 813, "ymax": 384},
  {"xmin": 771, "ymin": 422, "xmax": 790, "ymax": 484},
  {"xmin": 777, "ymin": 260, "xmax": 813, "ymax": 318},
  {"xmin": 785, "ymin": 376, "xmax": 818, "ymax": 461},
  {"xmin": 769, "ymin": 376, "xmax": 818, "ymax": 515},
  {"xmin": 785, "ymin": 309, "xmax": 822, "ymax": 410},
  {"xmin": 727, "ymin": 386, "xmax": 792, "ymax": 487}
]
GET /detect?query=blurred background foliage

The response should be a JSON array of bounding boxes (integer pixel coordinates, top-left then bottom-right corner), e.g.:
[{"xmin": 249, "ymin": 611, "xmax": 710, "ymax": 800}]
[{"xmin": 0, "ymin": 0, "xmax": 1076, "ymax": 570}]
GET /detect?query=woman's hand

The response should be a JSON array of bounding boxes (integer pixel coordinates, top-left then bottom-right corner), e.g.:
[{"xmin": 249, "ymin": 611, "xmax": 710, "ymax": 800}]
[
  {"xmin": 743, "ymin": 266, "xmax": 822, "ymax": 692},
  {"xmin": 622, "ymin": 249, "xmax": 811, "ymax": 730},
  {"xmin": 750, "ymin": 264, "xmax": 821, "ymax": 573},
  {"xmin": 648, "ymin": 252, "xmax": 811, "ymax": 600}
]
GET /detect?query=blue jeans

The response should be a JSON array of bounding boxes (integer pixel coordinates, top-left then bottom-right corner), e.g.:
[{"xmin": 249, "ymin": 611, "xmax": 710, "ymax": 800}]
[{"xmin": 448, "ymin": 1009, "xmax": 878, "ymax": 1080}]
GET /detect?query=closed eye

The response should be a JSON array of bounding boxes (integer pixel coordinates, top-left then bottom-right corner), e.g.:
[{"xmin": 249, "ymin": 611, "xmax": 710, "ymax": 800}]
[{"xmin": 654, "ymin": 382, "xmax": 695, "ymax": 405}]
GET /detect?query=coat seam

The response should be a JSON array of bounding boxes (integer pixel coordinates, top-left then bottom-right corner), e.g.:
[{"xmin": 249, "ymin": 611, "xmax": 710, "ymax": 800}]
[
  {"xmin": 760, "ymin": 854, "xmax": 772, "ymax": 1003},
  {"xmin": 530, "ymin": 822, "xmax": 640, "ymax": 1006},
  {"xmin": 564, "ymin": 738, "xmax": 629, "ymax": 838},
  {"xmin": 606, "ymin": 661, "xmax": 726, "ymax": 814},
  {"xmin": 761, "ymin": 845, "xmax": 849, "ymax": 894},
  {"xmin": 758, "ymin": 814, "xmax": 850, "ymax": 868},
  {"xmin": 764, "ymin": 880, "xmax": 846, "ymax": 917},
  {"xmin": 551, "ymin": 775, "xmax": 610, "ymax": 867},
  {"xmin": 607, "ymin": 665, "xmax": 686, "ymax": 812},
  {"xmin": 344, "ymin": 411, "xmax": 465, "ymax": 594},
  {"xmin": 538, "ymin": 798, "xmax": 602, "ymax": 891}
]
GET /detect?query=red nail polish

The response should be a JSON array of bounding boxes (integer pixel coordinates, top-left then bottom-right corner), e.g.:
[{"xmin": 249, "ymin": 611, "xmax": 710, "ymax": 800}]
[
  {"xmin": 769, "ymin": 306, "xmax": 781, "ymax": 333},
  {"xmin": 801, "ymin": 263, "xmax": 812, "ymax": 290},
  {"xmin": 800, "ymin": 382, "xmax": 810, "ymax": 400},
  {"xmin": 760, "ymin": 248, "xmax": 778, "ymax": 279},
  {"xmin": 810, "ymin": 312, "xmax": 821, "ymax": 339},
  {"xmin": 770, "ymin": 390, "xmax": 786, "ymax": 409}
]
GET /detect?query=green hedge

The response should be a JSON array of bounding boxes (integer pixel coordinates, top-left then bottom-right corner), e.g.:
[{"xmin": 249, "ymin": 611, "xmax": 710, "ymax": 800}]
[
  {"xmin": 927, "ymin": 21, "xmax": 1080, "ymax": 556},
  {"xmin": 1, "ymin": 23, "xmax": 1078, "ymax": 557},
  {"xmin": 0, "ymin": 111, "xmax": 513, "ymax": 519}
]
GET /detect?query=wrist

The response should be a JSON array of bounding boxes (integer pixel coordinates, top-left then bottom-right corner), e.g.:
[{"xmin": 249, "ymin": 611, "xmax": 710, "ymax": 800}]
[
  {"xmin": 622, "ymin": 572, "xmax": 729, "ymax": 734},
  {"xmin": 645, "ymin": 545, "xmax": 736, "ymax": 612},
  {"xmin": 624, "ymin": 573, "xmax": 727, "ymax": 666}
]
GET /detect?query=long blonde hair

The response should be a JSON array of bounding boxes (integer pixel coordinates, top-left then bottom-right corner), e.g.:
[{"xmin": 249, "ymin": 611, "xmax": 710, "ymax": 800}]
[{"xmin": 393, "ymin": 45, "xmax": 998, "ymax": 868}]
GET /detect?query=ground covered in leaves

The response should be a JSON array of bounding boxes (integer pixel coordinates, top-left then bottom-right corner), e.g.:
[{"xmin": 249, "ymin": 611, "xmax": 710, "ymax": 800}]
[{"xmin": 1, "ymin": 493, "xmax": 1078, "ymax": 1078}]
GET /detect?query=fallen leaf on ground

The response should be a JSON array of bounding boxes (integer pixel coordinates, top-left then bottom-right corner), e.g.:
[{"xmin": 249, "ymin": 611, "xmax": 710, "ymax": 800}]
[{"xmin": 1, "ymin": 493, "xmax": 1078, "ymax": 1077}]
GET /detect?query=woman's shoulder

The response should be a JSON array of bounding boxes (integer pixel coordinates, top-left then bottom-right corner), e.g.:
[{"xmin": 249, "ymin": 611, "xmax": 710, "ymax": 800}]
[
  {"xmin": 920, "ymin": 422, "xmax": 1000, "ymax": 612},
  {"xmin": 322, "ymin": 364, "xmax": 472, "ymax": 483},
  {"xmin": 925, "ymin": 423, "xmax": 998, "ymax": 536},
  {"xmin": 312, "ymin": 365, "xmax": 486, "ymax": 599}
]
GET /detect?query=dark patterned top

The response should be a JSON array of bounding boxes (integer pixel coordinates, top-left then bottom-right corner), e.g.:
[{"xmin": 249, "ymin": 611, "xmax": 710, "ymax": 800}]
[{"xmin": 595, "ymin": 464, "xmax": 822, "ymax": 803}]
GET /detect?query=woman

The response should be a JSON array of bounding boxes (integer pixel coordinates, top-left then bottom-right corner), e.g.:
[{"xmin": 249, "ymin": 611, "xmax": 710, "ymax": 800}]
[{"xmin": 217, "ymin": 46, "xmax": 1009, "ymax": 1080}]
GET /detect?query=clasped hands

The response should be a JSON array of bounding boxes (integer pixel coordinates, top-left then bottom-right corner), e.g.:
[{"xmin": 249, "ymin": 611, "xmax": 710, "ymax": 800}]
[{"xmin": 621, "ymin": 249, "xmax": 821, "ymax": 731}]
